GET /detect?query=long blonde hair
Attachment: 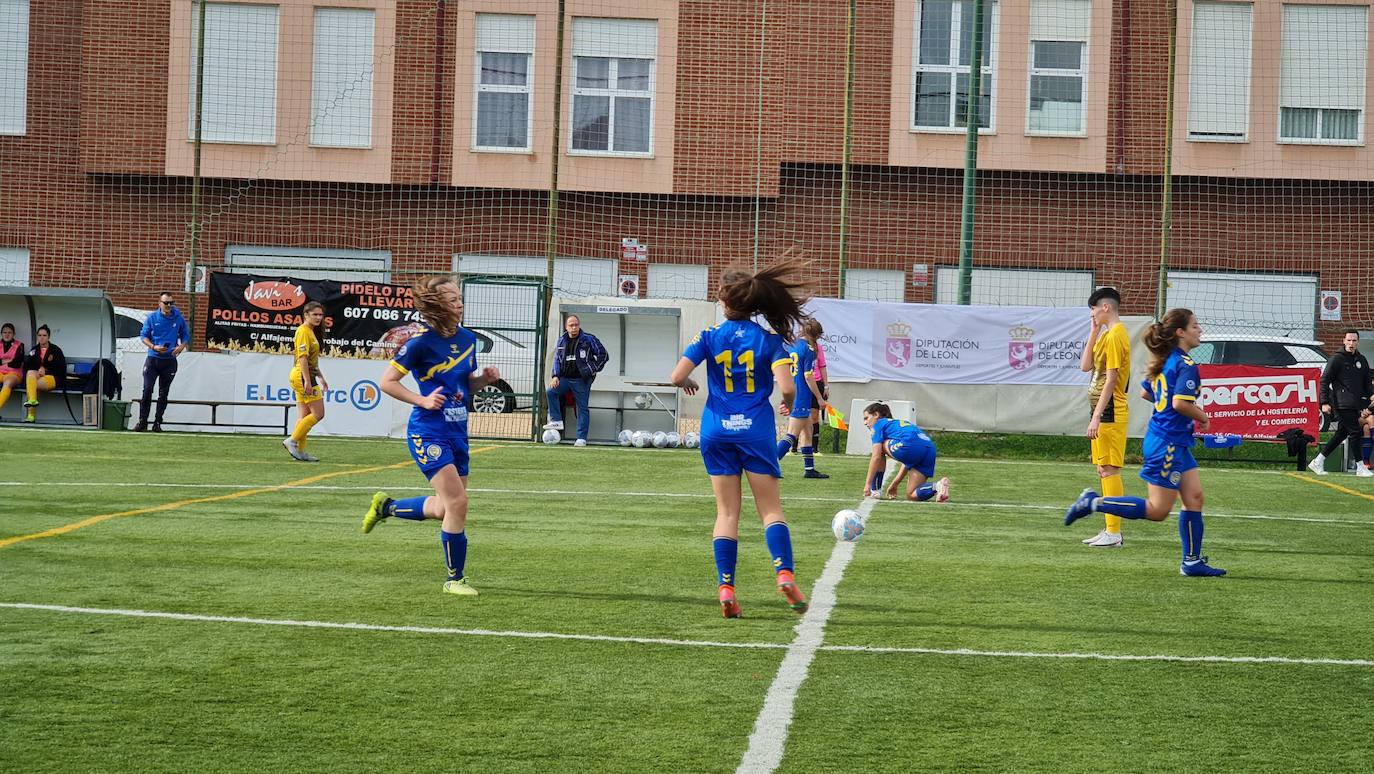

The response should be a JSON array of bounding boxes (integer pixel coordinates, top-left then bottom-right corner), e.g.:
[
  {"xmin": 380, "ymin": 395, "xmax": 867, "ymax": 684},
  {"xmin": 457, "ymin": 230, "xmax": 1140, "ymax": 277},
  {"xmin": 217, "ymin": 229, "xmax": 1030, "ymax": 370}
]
[
  {"xmin": 411, "ymin": 275, "xmax": 460, "ymax": 337},
  {"xmin": 1143, "ymin": 308, "xmax": 1194, "ymax": 379}
]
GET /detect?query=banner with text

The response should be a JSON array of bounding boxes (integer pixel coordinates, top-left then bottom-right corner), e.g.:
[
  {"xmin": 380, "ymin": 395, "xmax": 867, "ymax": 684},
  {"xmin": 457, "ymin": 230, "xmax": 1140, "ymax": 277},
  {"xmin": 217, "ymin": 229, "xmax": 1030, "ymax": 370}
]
[
  {"xmin": 808, "ymin": 298, "xmax": 1091, "ymax": 386},
  {"xmin": 207, "ymin": 272, "xmax": 422, "ymax": 357},
  {"xmin": 1196, "ymin": 365, "xmax": 1321, "ymax": 439}
]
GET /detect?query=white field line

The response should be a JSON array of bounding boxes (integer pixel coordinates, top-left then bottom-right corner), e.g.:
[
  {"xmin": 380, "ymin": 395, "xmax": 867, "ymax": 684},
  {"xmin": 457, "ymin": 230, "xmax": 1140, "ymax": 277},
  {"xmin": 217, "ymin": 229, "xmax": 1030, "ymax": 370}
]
[
  {"xmin": 0, "ymin": 481, "xmax": 1369, "ymax": 526},
  {"xmin": 736, "ymin": 496, "xmax": 876, "ymax": 774},
  {"xmin": 1, "ymin": 601, "xmax": 1370, "ymax": 668}
]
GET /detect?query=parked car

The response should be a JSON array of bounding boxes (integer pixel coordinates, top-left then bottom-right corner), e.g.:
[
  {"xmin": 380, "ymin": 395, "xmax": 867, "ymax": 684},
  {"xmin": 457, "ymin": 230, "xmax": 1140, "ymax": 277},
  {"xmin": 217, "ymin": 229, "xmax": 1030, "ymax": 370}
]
[
  {"xmin": 1188, "ymin": 334, "xmax": 1330, "ymax": 430},
  {"xmin": 369, "ymin": 322, "xmax": 536, "ymax": 414},
  {"xmin": 114, "ymin": 306, "xmax": 151, "ymax": 352}
]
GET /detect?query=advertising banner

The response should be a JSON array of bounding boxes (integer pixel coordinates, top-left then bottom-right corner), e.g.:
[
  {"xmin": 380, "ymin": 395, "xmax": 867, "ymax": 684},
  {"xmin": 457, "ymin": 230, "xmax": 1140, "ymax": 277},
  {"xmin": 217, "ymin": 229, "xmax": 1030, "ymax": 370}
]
[
  {"xmin": 808, "ymin": 298, "xmax": 1090, "ymax": 386},
  {"xmin": 207, "ymin": 272, "xmax": 422, "ymax": 357},
  {"xmin": 1196, "ymin": 365, "xmax": 1321, "ymax": 439}
]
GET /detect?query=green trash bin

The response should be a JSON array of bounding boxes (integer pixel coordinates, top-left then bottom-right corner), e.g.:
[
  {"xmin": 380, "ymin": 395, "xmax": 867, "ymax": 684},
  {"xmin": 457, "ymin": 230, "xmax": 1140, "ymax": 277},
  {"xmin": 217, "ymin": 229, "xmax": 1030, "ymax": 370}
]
[{"xmin": 103, "ymin": 399, "xmax": 131, "ymax": 431}]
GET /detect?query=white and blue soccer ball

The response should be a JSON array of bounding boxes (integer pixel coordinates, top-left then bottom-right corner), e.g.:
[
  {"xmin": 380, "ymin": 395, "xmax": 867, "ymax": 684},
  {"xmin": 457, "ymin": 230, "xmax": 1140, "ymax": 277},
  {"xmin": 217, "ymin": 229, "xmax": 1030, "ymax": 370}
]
[
  {"xmin": 617, "ymin": 429, "xmax": 634, "ymax": 447},
  {"xmin": 683, "ymin": 432, "xmax": 700, "ymax": 449},
  {"xmin": 541, "ymin": 428, "xmax": 561, "ymax": 445},
  {"xmin": 652, "ymin": 431, "xmax": 669, "ymax": 448},
  {"xmin": 665, "ymin": 431, "xmax": 681, "ymax": 448},
  {"xmin": 831, "ymin": 509, "xmax": 864, "ymax": 542},
  {"xmin": 634, "ymin": 392, "xmax": 652, "ymax": 410},
  {"xmin": 632, "ymin": 431, "xmax": 651, "ymax": 448}
]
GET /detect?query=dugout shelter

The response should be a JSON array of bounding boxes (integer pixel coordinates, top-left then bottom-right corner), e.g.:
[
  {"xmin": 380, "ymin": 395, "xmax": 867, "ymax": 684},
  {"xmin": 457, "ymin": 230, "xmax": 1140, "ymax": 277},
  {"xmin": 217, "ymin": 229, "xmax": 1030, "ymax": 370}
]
[{"xmin": 0, "ymin": 286, "xmax": 116, "ymax": 426}]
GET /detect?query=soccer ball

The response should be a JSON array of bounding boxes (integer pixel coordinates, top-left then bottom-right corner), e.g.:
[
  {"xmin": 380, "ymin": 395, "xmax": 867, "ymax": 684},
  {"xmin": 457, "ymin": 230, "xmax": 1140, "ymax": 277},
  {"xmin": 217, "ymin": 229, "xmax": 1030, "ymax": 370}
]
[
  {"xmin": 541, "ymin": 428, "xmax": 561, "ymax": 445},
  {"xmin": 665, "ymin": 431, "xmax": 681, "ymax": 448},
  {"xmin": 831, "ymin": 509, "xmax": 864, "ymax": 542},
  {"xmin": 683, "ymin": 432, "xmax": 700, "ymax": 449},
  {"xmin": 617, "ymin": 429, "xmax": 634, "ymax": 446},
  {"xmin": 652, "ymin": 431, "xmax": 668, "ymax": 448},
  {"xmin": 634, "ymin": 392, "xmax": 652, "ymax": 409},
  {"xmin": 632, "ymin": 431, "xmax": 651, "ymax": 448}
]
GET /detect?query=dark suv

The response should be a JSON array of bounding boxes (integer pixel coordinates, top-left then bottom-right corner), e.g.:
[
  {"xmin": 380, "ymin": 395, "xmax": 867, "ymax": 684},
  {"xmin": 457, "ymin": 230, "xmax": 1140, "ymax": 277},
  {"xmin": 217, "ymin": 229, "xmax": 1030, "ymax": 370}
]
[{"xmin": 1188, "ymin": 335, "xmax": 1330, "ymax": 429}]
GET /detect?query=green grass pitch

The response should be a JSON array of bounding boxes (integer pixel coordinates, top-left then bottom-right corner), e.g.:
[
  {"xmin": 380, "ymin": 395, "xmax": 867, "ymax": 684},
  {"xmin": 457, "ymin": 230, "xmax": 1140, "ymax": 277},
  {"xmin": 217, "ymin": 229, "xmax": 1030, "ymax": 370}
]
[{"xmin": 1, "ymin": 429, "xmax": 1371, "ymax": 772}]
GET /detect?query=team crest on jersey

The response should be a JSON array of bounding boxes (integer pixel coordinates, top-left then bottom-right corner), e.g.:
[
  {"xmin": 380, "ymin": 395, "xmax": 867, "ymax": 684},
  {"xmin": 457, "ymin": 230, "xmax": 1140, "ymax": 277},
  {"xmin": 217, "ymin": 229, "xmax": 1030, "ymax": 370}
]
[
  {"xmin": 426, "ymin": 443, "xmax": 442, "ymax": 460},
  {"xmin": 886, "ymin": 321, "xmax": 912, "ymax": 367},
  {"xmin": 1169, "ymin": 470, "xmax": 1181, "ymax": 485},
  {"xmin": 1008, "ymin": 324, "xmax": 1035, "ymax": 371}
]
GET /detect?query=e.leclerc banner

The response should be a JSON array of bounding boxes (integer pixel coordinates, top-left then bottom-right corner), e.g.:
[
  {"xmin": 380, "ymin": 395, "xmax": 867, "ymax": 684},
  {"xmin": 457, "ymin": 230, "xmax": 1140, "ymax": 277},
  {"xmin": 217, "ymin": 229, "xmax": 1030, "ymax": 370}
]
[
  {"xmin": 808, "ymin": 298, "xmax": 1089, "ymax": 385},
  {"xmin": 207, "ymin": 272, "xmax": 422, "ymax": 357},
  {"xmin": 1196, "ymin": 365, "xmax": 1321, "ymax": 439}
]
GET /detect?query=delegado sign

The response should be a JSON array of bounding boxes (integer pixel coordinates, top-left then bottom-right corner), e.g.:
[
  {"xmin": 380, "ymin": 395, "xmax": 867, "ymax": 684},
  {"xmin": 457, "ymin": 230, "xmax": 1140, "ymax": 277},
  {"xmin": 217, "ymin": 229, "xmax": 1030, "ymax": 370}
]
[{"xmin": 1196, "ymin": 365, "xmax": 1321, "ymax": 439}]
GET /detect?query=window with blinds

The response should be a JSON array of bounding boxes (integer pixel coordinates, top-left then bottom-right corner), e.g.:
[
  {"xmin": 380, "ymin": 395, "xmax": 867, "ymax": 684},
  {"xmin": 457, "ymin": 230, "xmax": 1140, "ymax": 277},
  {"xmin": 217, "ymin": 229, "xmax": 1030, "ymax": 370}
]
[
  {"xmin": 1027, "ymin": 0, "xmax": 1090, "ymax": 136},
  {"xmin": 0, "ymin": 0, "xmax": 27, "ymax": 136},
  {"xmin": 1279, "ymin": 4, "xmax": 1366, "ymax": 144},
  {"xmin": 474, "ymin": 14, "xmax": 535, "ymax": 152},
  {"xmin": 311, "ymin": 8, "xmax": 375, "ymax": 148},
  {"xmin": 188, "ymin": 3, "xmax": 279, "ymax": 145},
  {"xmin": 1188, "ymin": 1, "xmax": 1251, "ymax": 142},
  {"xmin": 570, "ymin": 18, "xmax": 657, "ymax": 156}
]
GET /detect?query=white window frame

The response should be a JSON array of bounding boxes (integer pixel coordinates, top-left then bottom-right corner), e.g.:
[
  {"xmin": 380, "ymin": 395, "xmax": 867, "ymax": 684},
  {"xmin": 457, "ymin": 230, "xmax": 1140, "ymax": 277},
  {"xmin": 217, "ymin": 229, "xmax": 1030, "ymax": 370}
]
[
  {"xmin": 1187, "ymin": 1, "xmax": 1252, "ymax": 143},
  {"xmin": 473, "ymin": 14, "xmax": 535, "ymax": 153},
  {"xmin": 189, "ymin": 3, "xmax": 279, "ymax": 145},
  {"xmin": 0, "ymin": 247, "xmax": 30, "ymax": 286},
  {"xmin": 1278, "ymin": 4, "xmax": 1366, "ymax": 147},
  {"xmin": 646, "ymin": 263, "xmax": 709, "ymax": 299},
  {"xmin": 0, "ymin": 0, "xmax": 28, "ymax": 136},
  {"xmin": 569, "ymin": 18, "xmax": 657, "ymax": 157},
  {"xmin": 843, "ymin": 269, "xmax": 906, "ymax": 303},
  {"xmin": 310, "ymin": 7, "xmax": 375, "ymax": 149},
  {"xmin": 912, "ymin": 0, "xmax": 999, "ymax": 134},
  {"xmin": 1025, "ymin": 40, "xmax": 1087, "ymax": 136},
  {"xmin": 454, "ymin": 254, "xmax": 618, "ymax": 297},
  {"xmin": 225, "ymin": 246, "xmax": 391, "ymax": 282},
  {"xmin": 934, "ymin": 266, "xmax": 1094, "ymax": 307}
]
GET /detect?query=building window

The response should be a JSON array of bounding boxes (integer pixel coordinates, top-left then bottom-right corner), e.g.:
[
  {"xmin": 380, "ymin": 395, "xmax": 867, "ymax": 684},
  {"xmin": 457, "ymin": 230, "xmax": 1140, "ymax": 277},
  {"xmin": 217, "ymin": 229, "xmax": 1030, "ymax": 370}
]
[
  {"xmin": 913, "ymin": 0, "xmax": 997, "ymax": 132},
  {"xmin": 647, "ymin": 264, "xmax": 708, "ymax": 300},
  {"xmin": 189, "ymin": 3, "xmax": 279, "ymax": 145},
  {"xmin": 225, "ymin": 246, "xmax": 391, "ymax": 282},
  {"xmin": 1279, "ymin": 4, "xmax": 1366, "ymax": 145},
  {"xmin": 844, "ymin": 269, "xmax": 906, "ymax": 303},
  {"xmin": 311, "ymin": 8, "xmax": 375, "ymax": 148},
  {"xmin": 570, "ymin": 18, "xmax": 656, "ymax": 155},
  {"xmin": 0, "ymin": 247, "xmax": 29, "ymax": 286},
  {"xmin": 474, "ymin": 14, "xmax": 534, "ymax": 151},
  {"xmin": 1188, "ymin": 1, "xmax": 1252, "ymax": 142},
  {"xmin": 1027, "ymin": 0, "xmax": 1088, "ymax": 135},
  {"xmin": 0, "ymin": 0, "xmax": 28, "ymax": 136}
]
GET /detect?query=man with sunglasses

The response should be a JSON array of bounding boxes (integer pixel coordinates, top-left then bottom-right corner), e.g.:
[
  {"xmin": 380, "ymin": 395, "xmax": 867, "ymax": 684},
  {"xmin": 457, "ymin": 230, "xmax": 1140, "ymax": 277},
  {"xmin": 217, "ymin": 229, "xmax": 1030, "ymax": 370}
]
[{"xmin": 134, "ymin": 292, "xmax": 190, "ymax": 432}]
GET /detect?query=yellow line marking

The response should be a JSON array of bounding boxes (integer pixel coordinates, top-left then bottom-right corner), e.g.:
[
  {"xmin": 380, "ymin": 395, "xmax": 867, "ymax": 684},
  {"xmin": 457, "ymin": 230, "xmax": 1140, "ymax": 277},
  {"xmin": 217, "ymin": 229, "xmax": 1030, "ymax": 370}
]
[
  {"xmin": 1284, "ymin": 472, "xmax": 1374, "ymax": 503},
  {"xmin": 0, "ymin": 445, "xmax": 501, "ymax": 550}
]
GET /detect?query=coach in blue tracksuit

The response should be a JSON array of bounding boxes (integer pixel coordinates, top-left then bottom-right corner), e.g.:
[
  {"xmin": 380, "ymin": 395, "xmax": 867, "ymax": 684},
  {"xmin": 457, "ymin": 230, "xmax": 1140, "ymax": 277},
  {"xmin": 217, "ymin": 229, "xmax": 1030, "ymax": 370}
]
[
  {"xmin": 543, "ymin": 314, "xmax": 609, "ymax": 446},
  {"xmin": 135, "ymin": 292, "xmax": 190, "ymax": 432}
]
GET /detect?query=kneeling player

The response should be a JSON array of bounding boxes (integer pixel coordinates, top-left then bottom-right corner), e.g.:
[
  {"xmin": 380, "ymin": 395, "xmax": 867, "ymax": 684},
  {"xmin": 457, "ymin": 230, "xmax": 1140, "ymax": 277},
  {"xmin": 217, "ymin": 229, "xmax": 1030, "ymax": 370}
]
[{"xmin": 860, "ymin": 403, "xmax": 949, "ymax": 503}]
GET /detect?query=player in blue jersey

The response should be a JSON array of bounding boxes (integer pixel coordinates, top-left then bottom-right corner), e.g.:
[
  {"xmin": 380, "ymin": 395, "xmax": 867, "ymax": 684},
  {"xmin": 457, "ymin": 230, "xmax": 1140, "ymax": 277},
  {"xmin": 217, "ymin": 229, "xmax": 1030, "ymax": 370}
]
[
  {"xmin": 859, "ymin": 402, "xmax": 950, "ymax": 502},
  {"xmin": 776, "ymin": 318, "xmax": 829, "ymax": 478},
  {"xmin": 670, "ymin": 259, "xmax": 812, "ymax": 619},
  {"xmin": 360, "ymin": 276, "xmax": 503, "ymax": 596},
  {"xmin": 1064, "ymin": 308, "xmax": 1226, "ymax": 577}
]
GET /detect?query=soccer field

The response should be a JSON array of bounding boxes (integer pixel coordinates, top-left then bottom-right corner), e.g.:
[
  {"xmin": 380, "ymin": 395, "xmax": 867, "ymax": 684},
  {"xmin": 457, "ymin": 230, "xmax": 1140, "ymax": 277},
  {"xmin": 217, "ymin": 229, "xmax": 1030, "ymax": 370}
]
[{"xmin": 2, "ymin": 429, "xmax": 1371, "ymax": 773}]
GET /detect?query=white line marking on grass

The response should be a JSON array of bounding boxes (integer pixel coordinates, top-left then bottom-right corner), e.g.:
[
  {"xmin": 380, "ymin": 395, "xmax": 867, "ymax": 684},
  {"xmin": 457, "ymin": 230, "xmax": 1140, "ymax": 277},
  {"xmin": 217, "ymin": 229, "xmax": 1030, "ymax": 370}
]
[
  {"xmin": 2, "ymin": 602, "xmax": 1370, "ymax": 668},
  {"xmin": 735, "ymin": 497, "xmax": 876, "ymax": 774}
]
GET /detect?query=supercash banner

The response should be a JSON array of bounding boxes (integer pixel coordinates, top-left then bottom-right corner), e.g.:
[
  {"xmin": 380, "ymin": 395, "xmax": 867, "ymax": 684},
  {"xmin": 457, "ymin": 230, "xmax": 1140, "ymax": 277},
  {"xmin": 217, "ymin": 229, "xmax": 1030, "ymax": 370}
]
[
  {"xmin": 807, "ymin": 298, "xmax": 1090, "ymax": 385},
  {"xmin": 207, "ymin": 272, "xmax": 422, "ymax": 357},
  {"xmin": 1196, "ymin": 365, "xmax": 1321, "ymax": 439}
]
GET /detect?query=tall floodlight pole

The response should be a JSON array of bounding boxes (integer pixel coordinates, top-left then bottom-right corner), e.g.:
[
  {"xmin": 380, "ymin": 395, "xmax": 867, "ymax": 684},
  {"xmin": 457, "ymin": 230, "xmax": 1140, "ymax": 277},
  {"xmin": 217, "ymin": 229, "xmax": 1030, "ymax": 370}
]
[{"xmin": 957, "ymin": 0, "xmax": 985, "ymax": 305}]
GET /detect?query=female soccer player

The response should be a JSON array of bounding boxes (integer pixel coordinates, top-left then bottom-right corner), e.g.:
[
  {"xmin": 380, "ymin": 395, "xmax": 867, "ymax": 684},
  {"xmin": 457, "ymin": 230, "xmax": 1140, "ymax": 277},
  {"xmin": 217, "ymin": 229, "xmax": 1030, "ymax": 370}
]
[
  {"xmin": 1358, "ymin": 407, "xmax": 1374, "ymax": 476},
  {"xmin": 670, "ymin": 259, "xmax": 811, "ymax": 619},
  {"xmin": 1064, "ymin": 308, "xmax": 1226, "ymax": 577},
  {"xmin": 859, "ymin": 403, "xmax": 950, "ymax": 502},
  {"xmin": 21, "ymin": 325, "xmax": 65, "ymax": 423},
  {"xmin": 361, "ymin": 276, "xmax": 502, "ymax": 596},
  {"xmin": 0, "ymin": 323, "xmax": 24, "ymax": 414},
  {"xmin": 282, "ymin": 301, "xmax": 328, "ymax": 462},
  {"xmin": 776, "ymin": 318, "xmax": 828, "ymax": 479},
  {"xmin": 808, "ymin": 318, "xmax": 829, "ymax": 446}
]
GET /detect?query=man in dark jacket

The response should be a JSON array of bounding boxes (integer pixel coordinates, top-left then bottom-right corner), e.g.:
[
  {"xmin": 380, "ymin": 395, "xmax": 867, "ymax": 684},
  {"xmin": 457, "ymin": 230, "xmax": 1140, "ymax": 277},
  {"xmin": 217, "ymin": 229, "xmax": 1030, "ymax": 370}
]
[
  {"xmin": 1308, "ymin": 330, "xmax": 1374, "ymax": 476},
  {"xmin": 542, "ymin": 315, "xmax": 608, "ymax": 446}
]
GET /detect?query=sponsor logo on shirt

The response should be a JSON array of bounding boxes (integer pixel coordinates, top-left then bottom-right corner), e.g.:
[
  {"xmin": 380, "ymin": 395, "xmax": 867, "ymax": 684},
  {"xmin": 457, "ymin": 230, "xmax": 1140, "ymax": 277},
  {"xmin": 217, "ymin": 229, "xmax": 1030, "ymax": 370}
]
[{"xmin": 721, "ymin": 414, "xmax": 753, "ymax": 431}]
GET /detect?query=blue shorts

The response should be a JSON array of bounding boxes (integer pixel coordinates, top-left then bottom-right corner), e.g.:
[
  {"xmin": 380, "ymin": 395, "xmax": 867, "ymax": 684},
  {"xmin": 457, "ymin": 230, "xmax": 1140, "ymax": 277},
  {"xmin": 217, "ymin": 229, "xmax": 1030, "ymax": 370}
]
[
  {"xmin": 1139, "ymin": 433, "xmax": 1197, "ymax": 490},
  {"xmin": 408, "ymin": 430, "xmax": 470, "ymax": 480},
  {"xmin": 700, "ymin": 435, "xmax": 783, "ymax": 478},
  {"xmin": 890, "ymin": 439, "xmax": 937, "ymax": 479},
  {"xmin": 789, "ymin": 386, "xmax": 814, "ymax": 419}
]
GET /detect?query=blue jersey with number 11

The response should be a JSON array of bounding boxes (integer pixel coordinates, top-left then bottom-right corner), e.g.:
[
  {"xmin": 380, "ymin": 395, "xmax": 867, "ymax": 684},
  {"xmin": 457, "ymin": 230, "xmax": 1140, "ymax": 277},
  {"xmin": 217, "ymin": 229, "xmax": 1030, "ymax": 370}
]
[{"xmin": 682, "ymin": 320, "xmax": 791, "ymax": 443}]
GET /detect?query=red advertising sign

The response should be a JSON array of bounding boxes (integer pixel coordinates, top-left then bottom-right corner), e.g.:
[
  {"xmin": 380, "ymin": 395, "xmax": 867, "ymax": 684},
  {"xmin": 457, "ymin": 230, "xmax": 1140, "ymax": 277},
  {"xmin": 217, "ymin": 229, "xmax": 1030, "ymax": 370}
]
[{"xmin": 1196, "ymin": 365, "xmax": 1321, "ymax": 439}]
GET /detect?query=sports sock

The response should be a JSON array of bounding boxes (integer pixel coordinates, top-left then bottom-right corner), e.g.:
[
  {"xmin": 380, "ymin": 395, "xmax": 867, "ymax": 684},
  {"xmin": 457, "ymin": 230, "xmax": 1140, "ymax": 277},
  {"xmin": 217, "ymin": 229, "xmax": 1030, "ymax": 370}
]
[
  {"xmin": 1100, "ymin": 473, "xmax": 1124, "ymax": 533},
  {"xmin": 870, "ymin": 471, "xmax": 884, "ymax": 492},
  {"xmin": 441, "ymin": 530, "xmax": 468, "ymax": 581},
  {"xmin": 1362, "ymin": 437, "xmax": 1372, "ymax": 466},
  {"xmin": 290, "ymin": 413, "xmax": 318, "ymax": 444},
  {"xmin": 1179, "ymin": 509, "xmax": 1203, "ymax": 561},
  {"xmin": 914, "ymin": 483, "xmax": 935, "ymax": 501},
  {"xmin": 764, "ymin": 522, "xmax": 794, "ymax": 574},
  {"xmin": 0, "ymin": 383, "xmax": 11, "ymax": 411},
  {"xmin": 801, "ymin": 446, "xmax": 815, "ymax": 471},
  {"xmin": 777, "ymin": 434, "xmax": 797, "ymax": 460},
  {"xmin": 390, "ymin": 495, "xmax": 428, "ymax": 520},
  {"xmin": 812, "ymin": 422, "xmax": 821, "ymax": 445},
  {"xmin": 1096, "ymin": 496, "xmax": 1148, "ymax": 520},
  {"xmin": 712, "ymin": 537, "xmax": 738, "ymax": 588}
]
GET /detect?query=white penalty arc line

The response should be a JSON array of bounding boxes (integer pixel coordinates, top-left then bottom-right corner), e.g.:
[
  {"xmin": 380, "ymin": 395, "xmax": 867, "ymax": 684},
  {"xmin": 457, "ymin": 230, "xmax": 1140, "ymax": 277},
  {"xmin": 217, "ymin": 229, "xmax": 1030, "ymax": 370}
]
[
  {"xmin": 735, "ymin": 496, "xmax": 876, "ymax": 774},
  {"xmin": 1, "ymin": 602, "xmax": 1369, "ymax": 669}
]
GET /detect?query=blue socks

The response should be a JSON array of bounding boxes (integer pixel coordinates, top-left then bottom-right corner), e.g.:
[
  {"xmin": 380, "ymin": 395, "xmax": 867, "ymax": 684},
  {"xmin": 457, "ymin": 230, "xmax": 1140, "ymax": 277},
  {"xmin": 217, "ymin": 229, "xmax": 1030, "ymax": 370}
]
[
  {"xmin": 764, "ymin": 522, "xmax": 794, "ymax": 574},
  {"xmin": 390, "ymin": 495, "xmax": 428, "ymax": 520},
  {"xmin": 1096, "ymin": 496, "xmax": 1148, "ymax": 520},
  {"xmin": 713, "ymin": 537, "xmax": 738, "ymax": 588},
  {"xmin": 914, "ymin": 484, "xmax": 935, "ymax": 501},
  {"xmin": 870, "ymin": 471, "xmax": 884, "ymax": 492},
  {"xmin": 777, "ymin": 434, "xmax": 798, "ymax": 460},
  {"xmin": 1363, "ymin": 437, "xmax": 1372, "ymax": 466},
  {"xmin": 441, "ymin": 530, "xmax": 468, "ymax": 581},
  {"xmin": 801, "ymin": 446, "xmax": 815, "ymax": 471},
  {"xmin": 1179, "ymin": 510, "xmax": 1203, "ymax": 561}
]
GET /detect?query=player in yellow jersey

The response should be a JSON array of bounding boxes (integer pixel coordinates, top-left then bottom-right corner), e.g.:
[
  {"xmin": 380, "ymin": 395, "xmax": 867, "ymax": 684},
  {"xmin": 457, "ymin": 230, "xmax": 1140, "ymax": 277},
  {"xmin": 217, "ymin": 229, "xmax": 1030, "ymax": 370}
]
[
  {"xmin": 1079, "ymin": 287, "xmax": 1130, "ymax": 547},
  {"xmin": 283, "ymin": 301, "xmax": 328, "ymax": 462}
]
